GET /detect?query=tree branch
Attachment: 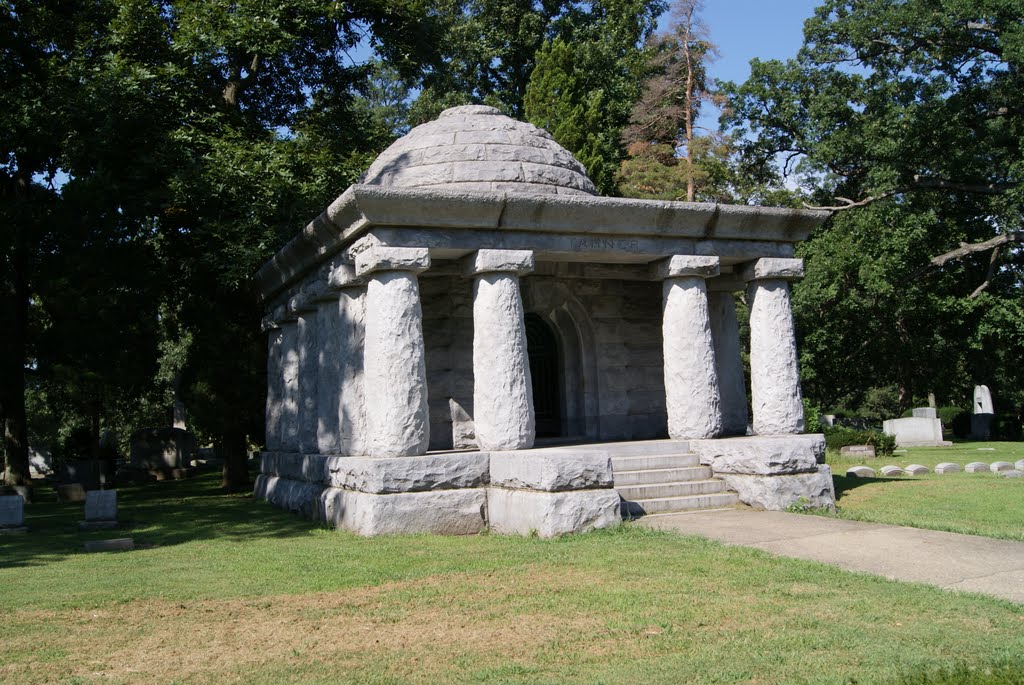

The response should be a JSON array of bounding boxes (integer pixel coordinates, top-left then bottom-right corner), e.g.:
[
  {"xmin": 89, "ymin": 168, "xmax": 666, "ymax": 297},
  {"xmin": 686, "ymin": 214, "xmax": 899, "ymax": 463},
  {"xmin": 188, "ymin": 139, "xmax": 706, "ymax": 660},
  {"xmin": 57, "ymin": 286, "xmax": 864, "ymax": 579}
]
[
  {"xmin": 968, "ymin": 245, "xmax": 1001, "ymax": 298},
  {"xmin": 804, "ymin": 176, "xmax": 1019, "ymax": 211},
  {"xmin": 930, "ymin": 232, "xmax": 1021, "ymax": 268},
  {"xmin": 803, "ymin": 188, "xmax": 901, "ymax": 210}
]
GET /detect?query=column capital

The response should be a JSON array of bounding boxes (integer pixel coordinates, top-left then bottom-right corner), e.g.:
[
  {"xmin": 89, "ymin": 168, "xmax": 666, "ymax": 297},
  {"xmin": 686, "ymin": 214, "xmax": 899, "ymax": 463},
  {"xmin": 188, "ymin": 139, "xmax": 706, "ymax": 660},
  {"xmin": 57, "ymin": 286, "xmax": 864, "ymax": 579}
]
[
  {"xmin": 327, "ymin": 263, "xmax": 364, "ymax": 290},
  {"xmin": 462, "ymin": 249, "xmax": 535, "ymax": 277},
  {"xmin": 650, "ymin": 255, "xmax": 720, "ymax": 281},
  {"xmin": 741, "ymin": 258, "xmax": 804, "ymax": 282},
  {"xmin": 355, "ymin": 245, "xmax": 431, "ymax": 277}
]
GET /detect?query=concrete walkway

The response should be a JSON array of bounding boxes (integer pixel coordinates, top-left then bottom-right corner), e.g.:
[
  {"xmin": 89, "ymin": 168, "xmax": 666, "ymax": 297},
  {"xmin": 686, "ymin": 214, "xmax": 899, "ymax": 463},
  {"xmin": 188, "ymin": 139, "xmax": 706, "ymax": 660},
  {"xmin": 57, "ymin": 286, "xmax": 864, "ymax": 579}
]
[{"xmin": 639, "ymin": 509, "xmax": 1024, "ymax": 604}]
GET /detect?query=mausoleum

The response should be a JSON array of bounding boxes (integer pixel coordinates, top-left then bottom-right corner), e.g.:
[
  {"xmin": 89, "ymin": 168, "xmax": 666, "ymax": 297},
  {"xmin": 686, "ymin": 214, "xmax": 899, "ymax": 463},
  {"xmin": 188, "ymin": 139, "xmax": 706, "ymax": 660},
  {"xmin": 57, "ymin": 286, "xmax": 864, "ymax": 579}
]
[{"xmin": 254, "ymin": 105, "xmax": 835, "ymax": 536}]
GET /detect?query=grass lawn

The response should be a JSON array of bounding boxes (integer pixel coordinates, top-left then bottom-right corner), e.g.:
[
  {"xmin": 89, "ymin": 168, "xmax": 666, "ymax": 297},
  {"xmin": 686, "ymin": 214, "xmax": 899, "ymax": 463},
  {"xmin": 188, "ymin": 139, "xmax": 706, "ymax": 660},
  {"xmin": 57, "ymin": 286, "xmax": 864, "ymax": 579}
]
[
  {"xmin": 2, "ymin": 473, "xmax": 1024, "ymax": 684},
  {"xmin": 824, "ymin": 441, "xmax": 1024, "ymax": 541}
]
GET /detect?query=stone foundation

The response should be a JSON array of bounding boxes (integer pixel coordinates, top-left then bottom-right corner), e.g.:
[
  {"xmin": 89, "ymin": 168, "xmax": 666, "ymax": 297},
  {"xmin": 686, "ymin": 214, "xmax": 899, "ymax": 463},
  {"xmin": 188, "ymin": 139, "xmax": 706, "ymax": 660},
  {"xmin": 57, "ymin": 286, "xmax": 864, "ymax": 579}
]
[{"xmin": 691, "ymin": 434, "xmax": 835, "ymax": 511}]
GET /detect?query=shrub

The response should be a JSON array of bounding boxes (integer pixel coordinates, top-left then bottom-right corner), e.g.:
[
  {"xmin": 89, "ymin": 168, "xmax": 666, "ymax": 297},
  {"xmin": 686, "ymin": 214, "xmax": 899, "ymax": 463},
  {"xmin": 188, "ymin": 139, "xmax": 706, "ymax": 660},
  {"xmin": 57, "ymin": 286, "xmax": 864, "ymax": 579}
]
[
  {"xmin": 951, "ymin": 412, "xmax": 972, "ymax": 438},
  {"xmin": 802, "ymin": 398, "xmax": 822, "ymax": 434},
  {"xmin": 937, "ymin": 405, "xmax": 965, "ymax": 426},
  {"xmin": 823, "ymin": 425, "xmax": 896, "ymax": 456},
  {"xmin": 992, "ymin": 415, "xmax": 1022, "ymax": 441}
]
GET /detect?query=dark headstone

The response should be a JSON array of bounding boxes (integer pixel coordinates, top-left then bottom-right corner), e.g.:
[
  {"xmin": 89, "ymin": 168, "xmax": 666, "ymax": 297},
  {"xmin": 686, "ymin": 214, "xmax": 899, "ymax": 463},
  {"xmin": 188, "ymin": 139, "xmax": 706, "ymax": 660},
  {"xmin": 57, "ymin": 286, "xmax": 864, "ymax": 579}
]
[
  {"xmin": 84, "ymin": 538, "xmax": 134, "ymax": 553},
  {"xmin": 130, "ymin": 427, "xmax": 195, "ymax": 470}
]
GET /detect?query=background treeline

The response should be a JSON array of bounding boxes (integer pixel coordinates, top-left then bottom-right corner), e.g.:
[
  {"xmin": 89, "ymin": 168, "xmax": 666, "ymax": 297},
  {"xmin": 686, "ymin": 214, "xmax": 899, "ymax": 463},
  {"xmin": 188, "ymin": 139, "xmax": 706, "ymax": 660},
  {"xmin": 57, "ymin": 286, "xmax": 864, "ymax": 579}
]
[{"xmin": 2, "ymin": 0, "xmax": 1021, "ymax": 488}]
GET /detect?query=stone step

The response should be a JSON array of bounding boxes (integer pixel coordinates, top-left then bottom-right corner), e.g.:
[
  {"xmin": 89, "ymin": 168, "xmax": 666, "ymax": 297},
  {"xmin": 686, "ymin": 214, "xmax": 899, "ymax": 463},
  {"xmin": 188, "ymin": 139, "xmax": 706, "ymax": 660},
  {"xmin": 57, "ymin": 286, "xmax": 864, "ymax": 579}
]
[
  {"xmin": 613, "ymin": 465, "xmax": 713, "ymax": 486},
  {"xmin": 616, "ymin": 479, "xmax": 727, "ymax": 500},
  {"xmin": 611, "ymin": 453, "xmax": 699, "ymax": 471},
  {"xmin": 594, "ymin": 440, "xmax": 690, "ymax": 457},
  {"xmin": 621, "ymin": 492, "xmax": 740, "ymax": 517}
]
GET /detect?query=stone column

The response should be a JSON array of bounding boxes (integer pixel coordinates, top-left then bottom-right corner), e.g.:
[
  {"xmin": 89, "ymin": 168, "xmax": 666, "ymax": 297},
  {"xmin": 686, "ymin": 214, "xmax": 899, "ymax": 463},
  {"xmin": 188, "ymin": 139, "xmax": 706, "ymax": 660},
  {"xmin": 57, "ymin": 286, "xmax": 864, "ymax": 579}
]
[
  {"xmin": 355, "ymin": 245, "xmax": 431, "ymax": 457},
  {"xmin": 293, "ymin": 295, "xmax": 320, "ymax": 454},
  {"xmin": 261, "ymin": 308, "xmax": 286, "ymax": 451},
  {"xmin": 743, "ymin": 258, "xmax": 805, "ymax": 435},
  {"xmin": 651, "ymin": 255, "xmax": 722, "ymax": 440},
  {"xmin": 463, "ymin": 249, "xmax": 536, "ymax": 450},
  {"xmin": 316, "ymin": 264, "xmax": 368, "ymax": 456},
  {"xmin": 279, "ymin": 313, "xmax": 301, "ymax": 453},
  {"xmin": 708, "ymin": 288, "xmax": 749, "ymax": 436}
]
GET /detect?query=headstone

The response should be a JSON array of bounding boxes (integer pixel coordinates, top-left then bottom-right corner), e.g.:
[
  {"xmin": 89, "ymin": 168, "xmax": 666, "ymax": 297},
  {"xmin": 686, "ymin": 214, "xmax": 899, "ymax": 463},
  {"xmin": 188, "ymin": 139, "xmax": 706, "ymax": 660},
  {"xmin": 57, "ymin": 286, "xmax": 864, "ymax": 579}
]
[
  {"xmin": 999, "ymin": 470, "xmax": 1022, "ymax": 479},
  {"xmin": 964, "ymin": 462, "xmax": 990, "ymax": 473},
  {"xmin": 977, "ymin": 447, "xmax": 996, "ymax": 451},
  {"xmin": 974, "ymin": 385, "xmax": 994, "ymax": 414},
  {"xmin": 846, "ymin": 466, "xmax": 876, "ymax": 478},
  {"xmin": 80, "ymin": 490, "xmax": 118, "ymax": 530},
  {"xmin": 904, "ymin": 464, "xmax": 931, "ymax": 475},
  {"xmin": 1015, "ymin": 460, "xmax": 1024, "ymax": 471},
  {"xmin": 820, "ymin": 414, "xmax": 836, "ymax": 427},
  {"xmin": 935, "ymin": 462, "xmax": 961, "ymax": 474},
  {"xmin": 0, "ymin": 484, "xmax": 32, "ymax": 503},
  {"xmin": 0, "ymin": 495, "xmax": 27, "ymax": 533},
  {"xmin": 881, "ymin": 416, "xmax": 948, "ymax": 447},
  {"xmin": 449, "ymin": 398, "xmax": 478, "ymax": 450},
  {"xmin": 971, "ymin": 385, "xmax": 994, "ymax": 439},
  {"xmin": 84, "ymin": 538, "xmax": 134, "ymax": 553},
  {"xmin": 130, "ymin": 427, "xmax": 196, "ymax": 471},
  {"xmin": 990, "ymin": 461, "xmax": 1013, "ymax": 472},
  {"xmin": 912, "ymin": 407, "xmax": 937, "ymax": 419},
  {"xmin": 880, "ymin": 465, "xmax": 905, "ymax": 477},
  {"xmin": 840, "ymin": 445, "xmax": 875, "ymax": 458},
  {"xmin": 56, "ymin": 483, "xmax": 87, "ymax": 502}
]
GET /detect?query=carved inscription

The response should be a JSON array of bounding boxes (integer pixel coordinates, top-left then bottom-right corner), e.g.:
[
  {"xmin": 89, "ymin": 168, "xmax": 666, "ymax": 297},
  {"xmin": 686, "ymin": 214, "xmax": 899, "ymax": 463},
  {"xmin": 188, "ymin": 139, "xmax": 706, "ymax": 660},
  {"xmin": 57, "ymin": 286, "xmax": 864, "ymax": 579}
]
[{"xmin": 570, "ymin": 237, "xmax": 641, "ymax": 253}]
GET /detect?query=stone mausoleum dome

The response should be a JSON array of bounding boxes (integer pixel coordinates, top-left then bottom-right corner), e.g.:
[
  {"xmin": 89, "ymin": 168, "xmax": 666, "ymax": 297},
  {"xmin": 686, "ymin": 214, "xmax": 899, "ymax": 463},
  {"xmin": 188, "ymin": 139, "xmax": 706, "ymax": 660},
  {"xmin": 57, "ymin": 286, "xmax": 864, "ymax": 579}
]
[{"xmin": 359, "ymin": 105, "xmax": 597, "ymax": 196}]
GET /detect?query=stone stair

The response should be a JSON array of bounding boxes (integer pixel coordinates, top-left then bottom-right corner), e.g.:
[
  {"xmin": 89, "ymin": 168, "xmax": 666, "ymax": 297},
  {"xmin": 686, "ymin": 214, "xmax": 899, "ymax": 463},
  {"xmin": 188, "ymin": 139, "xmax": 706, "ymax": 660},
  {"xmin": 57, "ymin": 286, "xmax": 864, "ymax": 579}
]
[{"xmin": 611, "ymin": 444, "xmax": 739, "ymax": 518}]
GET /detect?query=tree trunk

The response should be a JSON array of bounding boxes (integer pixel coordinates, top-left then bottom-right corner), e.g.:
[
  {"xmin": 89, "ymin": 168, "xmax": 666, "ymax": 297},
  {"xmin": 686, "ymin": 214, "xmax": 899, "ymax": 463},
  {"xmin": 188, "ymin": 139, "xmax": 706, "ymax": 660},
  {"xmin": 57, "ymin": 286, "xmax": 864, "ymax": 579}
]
[
  {"xmin": 2, "ymin": 175, "xmax": 32, "ymax": 486},
  {"xmin": 220, "ymin": 426, "xmax": 250, "ymax": 492},
  {"xmin": 682, "ymin": 4, "xmax": 696, "ymax": 202}
]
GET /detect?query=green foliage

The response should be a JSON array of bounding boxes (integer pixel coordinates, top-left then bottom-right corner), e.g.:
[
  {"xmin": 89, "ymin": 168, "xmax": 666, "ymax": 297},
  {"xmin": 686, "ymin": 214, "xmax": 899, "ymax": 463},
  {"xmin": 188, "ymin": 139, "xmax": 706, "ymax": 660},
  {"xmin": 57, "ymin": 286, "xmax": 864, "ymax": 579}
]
[
  {"xmin": 726, "ymin": 0, "xmax": 1024, "ymax": 416},
  {"xmin": 937, "ymin": 406, "xmax": 965, "ymax": 427},
  {"xmin": 802, "ymin": 398, "xmax": 822, "ymax": 434},
  {"xmin": 824, "ymin": 425, "xmax": 896, "ymax": 457}
]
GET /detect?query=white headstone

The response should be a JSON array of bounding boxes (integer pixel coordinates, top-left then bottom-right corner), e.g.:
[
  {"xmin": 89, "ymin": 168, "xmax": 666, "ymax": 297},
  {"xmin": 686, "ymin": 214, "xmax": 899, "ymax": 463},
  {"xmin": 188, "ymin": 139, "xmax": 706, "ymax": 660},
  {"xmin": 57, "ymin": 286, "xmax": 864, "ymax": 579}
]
[
  {"xmin": 912, "ymin": 407, "xmax": 937, "ymax": 419},
  {"xmin": 973, "ymin": 385, "xmax": 994, "ymax": 414},
  {"xmin": 935, "ymin": 462, "xmax": 961, "ymax": 474},
  {"xmin": 904, "ymin": 464, "xmax": 931, "ymax": 475},
  {"xmin": 880, "ymin": 465, "xmax": 905, "ymax": 477},
  {"xmin": 846, "ymin": 466, "xmax": 876, "ymax": 478},
  {"xmin": 990, "ymin": 461, "xmax": 1013, "ymax": 472},
  {"xmin": 965, "ymin": 462, "xmax": 990, "ymax": 473}
]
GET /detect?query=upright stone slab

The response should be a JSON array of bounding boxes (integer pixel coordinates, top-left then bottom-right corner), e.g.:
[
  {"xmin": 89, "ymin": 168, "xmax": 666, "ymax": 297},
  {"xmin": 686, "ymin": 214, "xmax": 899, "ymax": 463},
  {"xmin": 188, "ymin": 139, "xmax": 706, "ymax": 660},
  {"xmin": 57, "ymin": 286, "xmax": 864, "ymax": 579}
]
[
  {"xmin": 912, "ymin": 407, "xmax": 937, "ymax": 419},
  {"xmin": 653, "ymin": 256, "xmax": 722, "ymax": 440},
  {"xmin": 708, "ymin": 290, "xmax": 748, "ymax": 436},
  {"xmin": 464, "ymin": 250, "xmax": 536, "ymax": 450},
  {"xmin": 80, "ymin": 490, "xmax": 118, "ymax": 530},
  {"xmin": 0, "ymin": 495, "xmax": 26, "ymax": 533},
  {"xmin": 356, "ymin": 244, "xmax": 431, "ymax": 457},
  {"xmin": 743, "ymin": 258, "xmax": 805, "ymax": 435}
]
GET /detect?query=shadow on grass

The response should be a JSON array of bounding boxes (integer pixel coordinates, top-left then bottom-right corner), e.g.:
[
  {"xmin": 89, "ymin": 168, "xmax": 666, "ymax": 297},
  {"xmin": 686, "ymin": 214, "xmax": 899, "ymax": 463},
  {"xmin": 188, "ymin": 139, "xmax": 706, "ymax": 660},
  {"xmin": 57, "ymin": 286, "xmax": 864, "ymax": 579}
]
[
  {"xmin": 833, "ymin": 474, "xmax": 914, "ymax": 499},
  {"xmin": 0, "ymin": 470, "xmax": 321, "ymax": 569}
]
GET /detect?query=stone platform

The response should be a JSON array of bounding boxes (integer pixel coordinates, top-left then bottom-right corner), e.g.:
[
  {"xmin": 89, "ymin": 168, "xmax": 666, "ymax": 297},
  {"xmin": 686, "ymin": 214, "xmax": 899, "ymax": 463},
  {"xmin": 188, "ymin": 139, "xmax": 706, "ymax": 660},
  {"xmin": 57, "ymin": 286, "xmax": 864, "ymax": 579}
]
[{"xmin": 255, "ymin": 435, "xmax": 834, "ymax": 536}]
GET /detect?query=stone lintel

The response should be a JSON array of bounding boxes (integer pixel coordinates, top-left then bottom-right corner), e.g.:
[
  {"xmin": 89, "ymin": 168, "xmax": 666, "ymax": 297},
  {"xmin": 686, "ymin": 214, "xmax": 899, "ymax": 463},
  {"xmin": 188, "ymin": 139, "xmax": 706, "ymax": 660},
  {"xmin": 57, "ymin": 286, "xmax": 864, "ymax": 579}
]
[
  {"xmin": 462, "ymin": 249, "xmax": 535, "ymax": 277},
  {"xmin": 355, "ymin": 245, "xmax": 431, "ymax": 277},
  {"xmin": 489, "ymin": 450, "xmax": 613, "ymax": 492},
  {"xmin": 741, "ymin": 257, "xmax": 804, "ymax": 282},
  {"xmin": 650, "ymin": 255, "xmax": 720, "ymax": 281}
]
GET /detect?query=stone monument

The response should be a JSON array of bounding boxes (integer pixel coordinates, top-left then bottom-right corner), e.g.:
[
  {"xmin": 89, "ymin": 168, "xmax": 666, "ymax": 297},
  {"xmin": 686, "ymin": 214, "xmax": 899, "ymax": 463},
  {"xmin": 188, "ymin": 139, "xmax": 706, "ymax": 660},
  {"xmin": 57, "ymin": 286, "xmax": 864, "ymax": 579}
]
[
  {"xmin": 971, "ymin": 384, "xmax": 994, "ymax": 440},
  {"xmin": 882, "ymin": 408, "xmax": 950, "ymax": 447},
  {"xmin": 253, "ymin": 106, "xmax": 835, "ymax": 536}
]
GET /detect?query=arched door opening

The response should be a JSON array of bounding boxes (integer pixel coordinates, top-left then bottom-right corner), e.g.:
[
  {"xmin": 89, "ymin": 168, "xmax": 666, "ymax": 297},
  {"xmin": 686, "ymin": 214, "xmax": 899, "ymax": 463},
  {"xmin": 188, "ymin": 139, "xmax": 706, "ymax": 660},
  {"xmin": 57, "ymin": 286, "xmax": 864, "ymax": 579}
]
[{"xmin": 525, "ymin": 313, "xmax": 562, "ymax": 438}]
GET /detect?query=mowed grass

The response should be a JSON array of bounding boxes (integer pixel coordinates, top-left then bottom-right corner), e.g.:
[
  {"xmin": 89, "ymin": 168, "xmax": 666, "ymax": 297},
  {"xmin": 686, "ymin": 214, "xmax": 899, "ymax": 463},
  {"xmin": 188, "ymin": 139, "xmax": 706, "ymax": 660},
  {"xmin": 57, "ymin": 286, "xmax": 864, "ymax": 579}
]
[
  {"xmin": 1, "ymin": 473, "xmax": 1023, "ymax": 685},
  {"xmin": 825, "ymin": 442, "xmax": 1024, "ymax": 541}
]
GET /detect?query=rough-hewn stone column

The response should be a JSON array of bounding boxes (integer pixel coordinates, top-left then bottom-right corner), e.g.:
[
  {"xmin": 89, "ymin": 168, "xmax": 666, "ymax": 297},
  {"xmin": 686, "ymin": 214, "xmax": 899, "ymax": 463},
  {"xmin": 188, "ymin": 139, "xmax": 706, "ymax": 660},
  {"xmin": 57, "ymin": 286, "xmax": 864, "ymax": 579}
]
[
  {"xmin": 355, "ymin": 246, "xmax": 431, "ymax": 457},
  {"xmin": 316, "ymin": 264, "xmax": 367, "ymax": 456},
  {"xmin": 743, "ymin": 258, "xmax": 805, "ymax": 435},
  {"xmin": 261, "ymin": 307, "xmax": 286, "ymax": 451},
  {"xmin": 652, "ymin": 255, "xmax": 722, "ymax": 440},
  {"xmin": 293, "ymin": 294, "xmax": 320, "ymax": 454},
  {"xmin": 464, "ymin": 249, "xmax": 535, "ymax": 450},
  {"xmin": 708, "ymin": 288, "xmax": 749, "ymax": 436}
]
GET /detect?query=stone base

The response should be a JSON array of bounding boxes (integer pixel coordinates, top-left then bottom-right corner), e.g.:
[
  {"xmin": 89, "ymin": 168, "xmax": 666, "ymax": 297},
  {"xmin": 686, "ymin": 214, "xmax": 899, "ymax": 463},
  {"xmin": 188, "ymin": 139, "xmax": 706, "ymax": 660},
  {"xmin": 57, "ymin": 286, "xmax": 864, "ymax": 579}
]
[
  {"xmin": 720, "ymin": 466, "xmax": 836, "ymax": 511},
  {"xmin": 486, "ymin": 487, "xmax": 620, "ymax": 538},
  {"xmin": 79, "ymin": 520, "xmax": 119, "ymax": 531},
  {"xmin": 320, "ymin": 487, "xmax": 486, "ymax": 536}
]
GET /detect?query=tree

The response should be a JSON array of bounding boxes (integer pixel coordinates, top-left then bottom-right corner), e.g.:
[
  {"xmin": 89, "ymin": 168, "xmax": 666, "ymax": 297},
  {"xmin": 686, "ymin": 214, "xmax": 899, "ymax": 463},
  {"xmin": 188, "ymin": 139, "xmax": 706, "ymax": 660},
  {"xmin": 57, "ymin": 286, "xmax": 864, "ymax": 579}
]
[
  {"xmin": 724, "ymin": 0, "xmax": 1024, "ymax": 412},
  {"xmin": 523, "ymin": 1, "xmax": 665, "ymax": 194}
]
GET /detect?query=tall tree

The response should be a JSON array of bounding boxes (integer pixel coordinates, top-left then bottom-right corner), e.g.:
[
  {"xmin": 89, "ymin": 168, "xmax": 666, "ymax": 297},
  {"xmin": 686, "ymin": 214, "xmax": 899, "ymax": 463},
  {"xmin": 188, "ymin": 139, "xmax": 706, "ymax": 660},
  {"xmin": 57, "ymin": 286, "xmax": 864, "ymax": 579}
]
[{"xmin": 724, "ymin": 0, "xmax": 1024, "ymax": 412}]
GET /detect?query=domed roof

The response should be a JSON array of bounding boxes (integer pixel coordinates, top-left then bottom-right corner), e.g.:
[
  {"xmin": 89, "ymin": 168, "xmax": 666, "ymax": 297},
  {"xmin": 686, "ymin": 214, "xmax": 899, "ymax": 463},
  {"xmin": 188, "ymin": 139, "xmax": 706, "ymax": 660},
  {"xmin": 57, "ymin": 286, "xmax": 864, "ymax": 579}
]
[{"xmin": 360, "ymin": 105, "xmax": 596, "ymax": 196}]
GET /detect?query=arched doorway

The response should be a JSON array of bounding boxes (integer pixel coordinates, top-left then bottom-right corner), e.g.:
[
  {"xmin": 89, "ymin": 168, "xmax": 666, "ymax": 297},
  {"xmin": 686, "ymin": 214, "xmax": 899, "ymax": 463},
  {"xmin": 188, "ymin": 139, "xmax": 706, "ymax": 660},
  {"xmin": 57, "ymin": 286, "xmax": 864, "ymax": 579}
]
[{"xmin": 525, "ymin": 313, "xmax": 561, "ymax": 437}]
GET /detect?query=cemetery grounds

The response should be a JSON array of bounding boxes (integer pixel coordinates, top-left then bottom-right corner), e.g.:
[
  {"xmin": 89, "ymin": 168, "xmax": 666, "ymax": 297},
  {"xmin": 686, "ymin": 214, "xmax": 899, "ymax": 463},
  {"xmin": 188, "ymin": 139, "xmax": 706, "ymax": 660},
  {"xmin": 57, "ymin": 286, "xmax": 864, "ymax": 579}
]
[{"xmin": 1, "ymin": 451, "xmax": 1023, "ymax": 685}]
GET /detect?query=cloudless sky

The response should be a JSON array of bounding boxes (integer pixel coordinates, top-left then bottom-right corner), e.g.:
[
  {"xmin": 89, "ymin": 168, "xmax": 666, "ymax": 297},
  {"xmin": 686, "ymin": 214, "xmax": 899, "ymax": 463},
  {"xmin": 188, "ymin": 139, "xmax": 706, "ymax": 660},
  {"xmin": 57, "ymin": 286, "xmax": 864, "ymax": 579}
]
[{"xmin": 668, "ymin": 0, "xmax": 822, "ymax": 129}]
